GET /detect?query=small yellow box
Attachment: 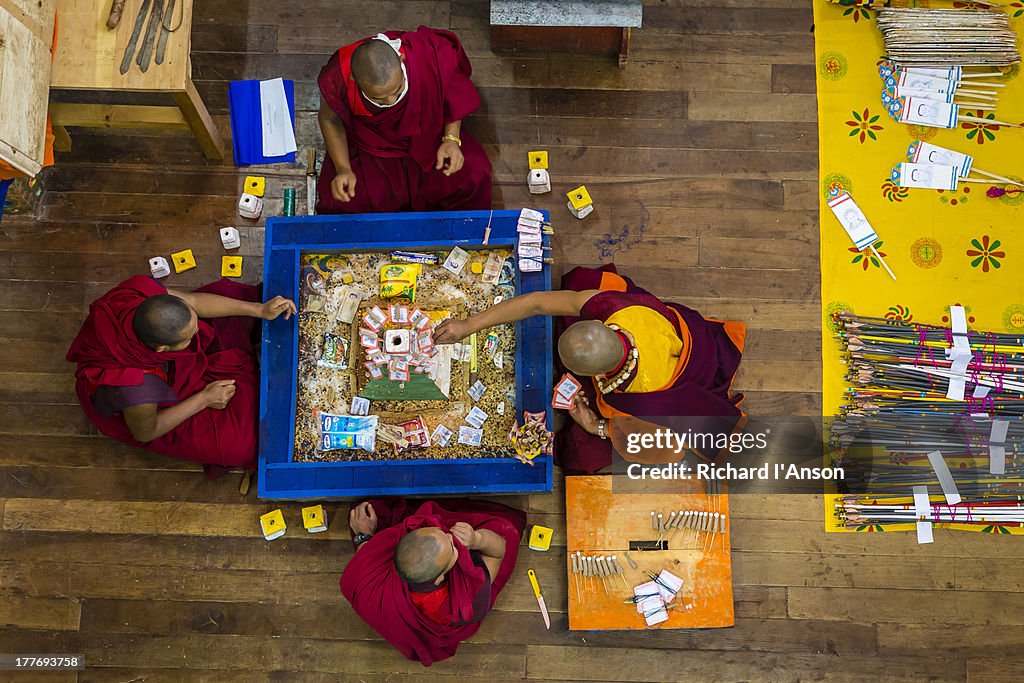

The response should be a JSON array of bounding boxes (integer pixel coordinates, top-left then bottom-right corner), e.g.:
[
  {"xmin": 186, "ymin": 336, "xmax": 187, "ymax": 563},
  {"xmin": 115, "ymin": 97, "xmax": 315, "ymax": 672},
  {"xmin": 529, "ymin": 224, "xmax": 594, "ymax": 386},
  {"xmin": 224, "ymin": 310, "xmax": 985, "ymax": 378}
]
[
  {"xmin": 528, "ymin": 150, "xmax": 549, "ymax": 170},
  {"xmin": 221, "ymin": 256, "xmax": 243, "ymax": 278},
  {"xmin": 341, "ymin": 271, "xmax": 354, "ymax": 284},
  {"xmin": 528, "ymin": 524, "xmax": 553, "ymax": 551},
  {"xmin": 302, "ymin": 504, "xmax": 328, "ymax": 533},
  {"xmin": 244, "ymin": 175, "xmax": 266, "ymax": 197},
  {"xmin": 470, "ymin": 261, "xmax": 484, "ymax": 274},
  {"xmin": 260, "ymin": 509, "xmax": 286, "ymax": 540},
  {"xmin": 567, "ymin": 185, "xmax": 592, "ymax": 210},
  {"xmin": 171, "ymin": 249, "xmax": 196, "ymax": 273}
]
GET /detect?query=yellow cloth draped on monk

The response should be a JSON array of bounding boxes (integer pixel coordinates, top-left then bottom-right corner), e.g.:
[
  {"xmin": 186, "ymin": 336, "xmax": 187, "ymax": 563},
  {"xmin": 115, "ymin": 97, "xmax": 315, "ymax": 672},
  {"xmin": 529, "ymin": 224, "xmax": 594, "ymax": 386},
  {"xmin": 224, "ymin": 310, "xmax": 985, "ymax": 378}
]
[{"xmin": 604, "ymin": 306, "xmax": 681, "ymax": 393}]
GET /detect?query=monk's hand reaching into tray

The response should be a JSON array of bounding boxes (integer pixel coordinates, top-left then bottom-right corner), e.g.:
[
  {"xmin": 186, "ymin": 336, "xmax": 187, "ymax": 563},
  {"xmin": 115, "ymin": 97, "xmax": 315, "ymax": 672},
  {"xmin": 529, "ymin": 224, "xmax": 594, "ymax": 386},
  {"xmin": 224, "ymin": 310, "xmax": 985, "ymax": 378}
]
[
  {"xmin": 450, "ymin": 522, "xmax": 478, "ymax": 549},
  {"xmin": 349, "ymin": 502, "xmax": 378, "ymax": 535},
  {"xmin": 433, "ymin": 318, "xmax": 470, "ymax": 344},
  {"xmin": 261, "ymin": 296, "xmax": 297, "ymax": 321},
  {"xmin": 568, "ymin": 397, "xmax": 601, "ymax": 436},
  {"xmin": 332, "ymin": 167, "xmax": 358, "ymax": 202},
  {"xmin": 201, "ymin": 379, "xmax": 236, "ymax": 410},
  {"xmin": 436, "ymin": 140, "xmax": 464, "ymax": 176}
]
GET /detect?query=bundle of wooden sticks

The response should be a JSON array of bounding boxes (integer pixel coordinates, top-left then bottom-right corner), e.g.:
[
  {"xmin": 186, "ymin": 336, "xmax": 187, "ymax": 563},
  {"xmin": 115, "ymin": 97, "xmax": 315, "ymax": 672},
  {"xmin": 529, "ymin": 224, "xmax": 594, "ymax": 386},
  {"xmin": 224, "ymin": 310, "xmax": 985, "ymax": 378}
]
[{"xmin": 877, "ymin": 8, "xmax": 1020, "ymax": 67}]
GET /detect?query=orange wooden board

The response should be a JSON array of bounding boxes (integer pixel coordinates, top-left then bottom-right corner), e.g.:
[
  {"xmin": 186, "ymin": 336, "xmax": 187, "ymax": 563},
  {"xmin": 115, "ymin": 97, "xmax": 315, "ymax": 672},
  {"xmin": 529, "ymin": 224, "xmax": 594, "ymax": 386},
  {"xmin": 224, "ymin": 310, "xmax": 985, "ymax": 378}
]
[{"xmin": 565, "ymin": 475, "xmax": 734, "ymax": 630}]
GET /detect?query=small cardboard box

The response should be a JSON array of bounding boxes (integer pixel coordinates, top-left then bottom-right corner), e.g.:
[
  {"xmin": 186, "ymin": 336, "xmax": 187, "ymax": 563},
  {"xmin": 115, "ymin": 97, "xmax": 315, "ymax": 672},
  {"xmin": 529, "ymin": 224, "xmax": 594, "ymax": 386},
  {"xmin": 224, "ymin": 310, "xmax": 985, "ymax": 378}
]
[
  {"xmin": 528, "ymin": 150, "xmax": 549, "ymax": 170},
  {"xmin": 244, "ymin": 175, "xmax": 266, "ymax": 197},
  {"xmin": 528, "ymin": 524, "xmax": 553, "ymax": 551},
  {"xmin": 221, "ymin": 256, "xmax": 243, "ymax": 278},
  {"xmin": 260, "ymin": 509, "xmax": 287, "ymax": 540},
  {"xmin": 302, "ymin": 505, "xmax": 328, "ymax": 533},
  {"xmin": 171, "ymin": 249, "xmax": 196, "ymax": 273}
]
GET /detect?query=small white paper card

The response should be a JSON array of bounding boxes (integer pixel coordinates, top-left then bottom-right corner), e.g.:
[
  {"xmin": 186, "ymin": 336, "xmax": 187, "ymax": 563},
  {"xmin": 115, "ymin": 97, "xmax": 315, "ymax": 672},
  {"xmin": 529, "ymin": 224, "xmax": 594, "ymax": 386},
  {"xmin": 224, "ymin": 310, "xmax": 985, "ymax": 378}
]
[
  {"xmin": 908, "ymin": 141, "xmax": 974, "ymax": 178},
  {"xmin": 443, "ymin": 247, "xmax": 470, "ymax": 275},
  {"xmin": 912, "ymin": 485, "xmax": 934, "ymax": 545},
  {"xmin": 898, "ymin": 97, "xmax": 957, "ymax": 129},
  {"xmin": 990, "ymin": 419, "xmax": 1009, "ymax": 475},
  {"xmin": 826, "ymin": 193, "xmax": 878, "ymax": 251},
  {"xmin": 259, "ymin": 78, "xmax": 298, "ymax": 158},
  {"xmin": 431, "ymin": 424, "xmax": 453, "ymax": 447},
  {"xmin": 468, "ymin": 380, "xmax": 486, "ymax": 402},
  {"xmin": 350, "ymin": 396, "xmax": 370, "ymax": 416},
  {"xmin": 896, "ymin": 70, "xmax": 957, "ymax": 94},
  {"xmin": 891, "ymin": 163, "xmax": 959, "ymax": 191},
  {"xmin": 926, "ymin": 450, "xmax": 962, "ymax": 505},
  {"xmin": 465, "ymin": 406, "xmax": 488, "ymax": 428},
  {"xmin": 891, "ymin": 86, "xmax": 954, "ymax": 104},
  {"xmin": 655, "ymin": 570, "xmax": 683, "ymax": 602},
  {"xmin": 458, "ymin": 426, "xmax": 483, "ymax": 446}
]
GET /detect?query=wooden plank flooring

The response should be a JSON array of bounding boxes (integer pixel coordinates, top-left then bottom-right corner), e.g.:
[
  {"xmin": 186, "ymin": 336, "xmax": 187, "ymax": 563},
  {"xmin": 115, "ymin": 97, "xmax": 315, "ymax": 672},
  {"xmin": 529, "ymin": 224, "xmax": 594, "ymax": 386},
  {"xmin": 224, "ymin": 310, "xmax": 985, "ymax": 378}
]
[{"xmin": 1, "ymin": 1, "xmax": 1019, "ymax": 680}]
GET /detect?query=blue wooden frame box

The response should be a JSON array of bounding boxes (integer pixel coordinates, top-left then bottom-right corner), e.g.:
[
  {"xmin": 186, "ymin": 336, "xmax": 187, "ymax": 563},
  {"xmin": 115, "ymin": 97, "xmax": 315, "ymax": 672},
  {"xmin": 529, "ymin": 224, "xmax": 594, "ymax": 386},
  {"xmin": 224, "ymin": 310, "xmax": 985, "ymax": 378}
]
[{"xmin": 258, "ymin": 210, "xmax": 554, "ymax": 500}]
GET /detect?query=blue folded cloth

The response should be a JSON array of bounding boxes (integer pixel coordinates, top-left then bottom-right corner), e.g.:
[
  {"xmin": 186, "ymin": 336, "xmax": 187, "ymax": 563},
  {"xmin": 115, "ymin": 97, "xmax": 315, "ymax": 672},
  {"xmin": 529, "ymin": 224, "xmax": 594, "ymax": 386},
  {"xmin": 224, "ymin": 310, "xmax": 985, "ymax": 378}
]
[{"xmin": 228, "ymin": 79, "xmax": 297, "ymax": 166}]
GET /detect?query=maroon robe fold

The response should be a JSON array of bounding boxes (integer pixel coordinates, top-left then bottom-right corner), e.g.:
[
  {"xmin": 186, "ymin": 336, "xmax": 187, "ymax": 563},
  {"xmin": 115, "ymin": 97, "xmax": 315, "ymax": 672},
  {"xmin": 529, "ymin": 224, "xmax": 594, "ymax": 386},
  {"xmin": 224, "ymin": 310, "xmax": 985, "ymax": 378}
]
[
  {"xmin": 340, "ymin": 498, "xmax": 525, "ymax": 666},
  {"xmin": 316, "ymin": 27, "xmax": 492, "ymax": 214},
  {"xmin": 66, "ymin": 276, "xmax": 260, "ymax": 471},
  {"xmin": 557, "ymin": 264, "xmax": 746, "ymax": 474}
]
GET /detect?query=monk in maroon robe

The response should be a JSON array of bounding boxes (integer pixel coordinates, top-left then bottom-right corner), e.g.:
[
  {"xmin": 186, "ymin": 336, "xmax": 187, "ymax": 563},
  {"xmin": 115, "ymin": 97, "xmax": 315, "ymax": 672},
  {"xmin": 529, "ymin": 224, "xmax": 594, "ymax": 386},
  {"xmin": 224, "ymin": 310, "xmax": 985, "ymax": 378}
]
[
  {"xmin": 316, "ymin": 27, "xmax": 492, "ymax": 214},
  {"xmin": 66, "ymin": 276, "xmax": 296, "ymax": 478},
  {"xmin": 436, "ymin": 264, "xmax": 746, "ymax": 474},
  {"xmin": 341, "ymin": 498, "xmax": 525, "ymax": 666}
]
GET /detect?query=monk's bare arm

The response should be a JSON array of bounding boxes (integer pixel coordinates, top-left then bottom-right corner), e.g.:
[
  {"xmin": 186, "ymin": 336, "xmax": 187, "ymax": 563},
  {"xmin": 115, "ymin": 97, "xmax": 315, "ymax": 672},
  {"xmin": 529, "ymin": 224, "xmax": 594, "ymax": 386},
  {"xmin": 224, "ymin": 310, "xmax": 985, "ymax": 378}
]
[
  {"xmin": 434, "ymin": 290, "xmax": 601, "ymax": 343},
  {"xmin": 170, "ymin": 290, "xmax": 295, "ymax": 321},
  {"xmin": 443, "ymin": 120, "xmax": 461, "ymax": 140},
  {"xmin": 122, "ymin": 380, "xmax": 236, "ymax": 442},
  {"xmin": 318, "ymin": 99, "xmax": 352, "ymax": 171},
  {"xmin": 122, "ymin": 395, "xmax": 210, "ymax": 443},
  {"xmin": 471, "ymin": 528, "xmax": 506, "ymax": 582}
]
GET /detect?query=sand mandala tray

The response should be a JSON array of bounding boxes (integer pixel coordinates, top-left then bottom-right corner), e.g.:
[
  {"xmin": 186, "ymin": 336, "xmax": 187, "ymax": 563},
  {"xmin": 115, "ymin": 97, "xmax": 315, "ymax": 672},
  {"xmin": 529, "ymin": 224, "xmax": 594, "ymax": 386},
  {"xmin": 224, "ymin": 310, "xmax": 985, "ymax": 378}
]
[{"xmin": 257, "ymin": 211, "xmax": 553, "ymax": 499}]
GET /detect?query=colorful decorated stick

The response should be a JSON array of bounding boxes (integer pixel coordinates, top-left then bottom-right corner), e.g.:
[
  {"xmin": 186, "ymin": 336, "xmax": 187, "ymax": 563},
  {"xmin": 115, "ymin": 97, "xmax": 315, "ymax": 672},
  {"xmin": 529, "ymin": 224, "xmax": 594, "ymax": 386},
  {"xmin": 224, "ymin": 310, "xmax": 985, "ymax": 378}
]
[
  {"xmin": 884, "ymin": 85, "xmax": 990, "ymax": 109},
  {"xmin": 885, "ymin": 70, "xmax": 1000, "ymax": 97},
  {"xmin": 882, "ymin": 93, "xmax": 1019, "ymax": 129},
  {"xmin": 877, "ymin": 60, "xmax": 1004, "ymax": 83},
  {"xmin": 907, "ymin": 140, "xmax": 1016, "ymax": 184},
  {"xmin": 890, "ymin": 162, "xmax": 960, "ymax": 191},
  {"xmin": 826, "ymin": 192, "xmax": 896, "ymax": 281}
]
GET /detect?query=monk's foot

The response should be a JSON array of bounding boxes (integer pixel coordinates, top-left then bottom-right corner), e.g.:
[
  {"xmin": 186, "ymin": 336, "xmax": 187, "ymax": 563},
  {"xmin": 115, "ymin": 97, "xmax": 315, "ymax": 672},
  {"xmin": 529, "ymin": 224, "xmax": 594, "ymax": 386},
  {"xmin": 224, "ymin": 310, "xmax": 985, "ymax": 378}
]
[{"xmin": 239, "ymin": 469, "xmax": 254, "ymax": 496}]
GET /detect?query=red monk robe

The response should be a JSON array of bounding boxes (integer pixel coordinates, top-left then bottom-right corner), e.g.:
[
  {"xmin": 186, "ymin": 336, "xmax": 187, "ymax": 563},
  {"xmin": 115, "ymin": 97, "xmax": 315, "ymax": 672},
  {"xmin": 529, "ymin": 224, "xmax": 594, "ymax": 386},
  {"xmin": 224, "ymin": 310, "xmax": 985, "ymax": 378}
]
[
  {"xmin": 66, "ymin": 276, "xmax": 260, "ymax": 473},
  {"xmin": 557, "ymin": 264, "xmax": 747, "ymax": 474},
  {"xmin": 316, "ymin": 27, "xmax": 492, "ymax": 214},
  {"xmin": 340, "ymin": 499, "xmax": 525, "ymax": 666}
]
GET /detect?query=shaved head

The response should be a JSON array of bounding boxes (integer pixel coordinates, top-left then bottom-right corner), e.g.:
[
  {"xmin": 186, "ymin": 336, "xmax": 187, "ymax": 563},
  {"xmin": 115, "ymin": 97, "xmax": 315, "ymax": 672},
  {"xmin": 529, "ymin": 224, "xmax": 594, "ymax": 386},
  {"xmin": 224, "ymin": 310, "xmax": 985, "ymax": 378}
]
[
  {"xmin": 558, "ymin": 321, "xmax": 624, "ymax": 376},
  {"xmin": 351, "ymin": 39, "xmax": 402, "ymax": 88},
  {"xmin": 395, "ymin": 528, "xmax": 450, "ymax": 584},
  {"xmin": 133, "ymin": 294, "xmax": 193, "ymax": 349}
]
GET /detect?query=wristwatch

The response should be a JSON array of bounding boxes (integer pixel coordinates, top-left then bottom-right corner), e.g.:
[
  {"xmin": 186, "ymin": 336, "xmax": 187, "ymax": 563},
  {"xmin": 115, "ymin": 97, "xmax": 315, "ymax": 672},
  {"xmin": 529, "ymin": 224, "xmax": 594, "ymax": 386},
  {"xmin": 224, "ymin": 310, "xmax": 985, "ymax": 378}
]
[{"xmin": 354, "ymin": 532, "xmax": 373, "ymax": 546}]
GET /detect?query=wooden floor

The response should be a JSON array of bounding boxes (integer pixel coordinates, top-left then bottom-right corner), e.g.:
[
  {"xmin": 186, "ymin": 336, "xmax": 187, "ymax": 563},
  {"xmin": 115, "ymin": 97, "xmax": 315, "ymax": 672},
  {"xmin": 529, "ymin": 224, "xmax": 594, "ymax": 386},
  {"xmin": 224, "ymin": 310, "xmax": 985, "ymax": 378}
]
[{"xmin": 0, "ymin": 1, "xmax": 1018, "ymax": 681}]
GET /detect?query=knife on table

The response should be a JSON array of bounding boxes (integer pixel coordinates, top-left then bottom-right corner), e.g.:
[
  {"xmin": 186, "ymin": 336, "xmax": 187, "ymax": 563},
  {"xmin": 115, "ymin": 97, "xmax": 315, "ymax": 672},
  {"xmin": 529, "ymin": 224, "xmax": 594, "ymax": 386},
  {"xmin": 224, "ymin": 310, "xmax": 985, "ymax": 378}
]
[{"xmin": 527, "ymin": 569, "xmax": 550, "ymax": 629}]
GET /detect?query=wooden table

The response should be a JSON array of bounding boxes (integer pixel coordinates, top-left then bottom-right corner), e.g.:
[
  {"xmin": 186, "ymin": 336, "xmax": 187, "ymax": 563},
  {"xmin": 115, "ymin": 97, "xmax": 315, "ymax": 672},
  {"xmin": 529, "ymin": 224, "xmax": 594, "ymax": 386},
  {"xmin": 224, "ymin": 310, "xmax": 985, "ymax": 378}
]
[
  {"xmin": 489, "ymin": 0, "xmax": 643, "ymax": 69},
  {"xmin": 565, "ymin": 475, "xmax": 734, "ymax": 630},
  {"xmin": 49, "ymin": 0, "xmax": 223, "ymax": 159},
  {"xmin": 0, "ymin": 0, "xmax": 57, "ymax": 176}
]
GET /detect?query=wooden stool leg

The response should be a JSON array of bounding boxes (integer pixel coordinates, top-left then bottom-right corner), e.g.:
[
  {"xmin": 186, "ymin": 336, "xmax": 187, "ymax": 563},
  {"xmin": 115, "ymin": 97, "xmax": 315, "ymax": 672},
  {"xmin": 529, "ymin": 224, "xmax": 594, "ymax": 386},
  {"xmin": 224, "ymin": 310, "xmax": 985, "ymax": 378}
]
[{"xmin": 172, "ymin": 79, "xmax": 225, "ymax": 161}]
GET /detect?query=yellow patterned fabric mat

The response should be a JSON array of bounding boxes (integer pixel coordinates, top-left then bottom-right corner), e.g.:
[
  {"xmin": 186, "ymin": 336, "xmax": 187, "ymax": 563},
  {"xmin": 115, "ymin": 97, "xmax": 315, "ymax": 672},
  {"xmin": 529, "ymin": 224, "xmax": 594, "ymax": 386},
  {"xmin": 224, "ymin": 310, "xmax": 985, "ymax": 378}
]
[{"xmin": 813, "ymin": 0, "xmax": 1024, "ymax": 533}]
